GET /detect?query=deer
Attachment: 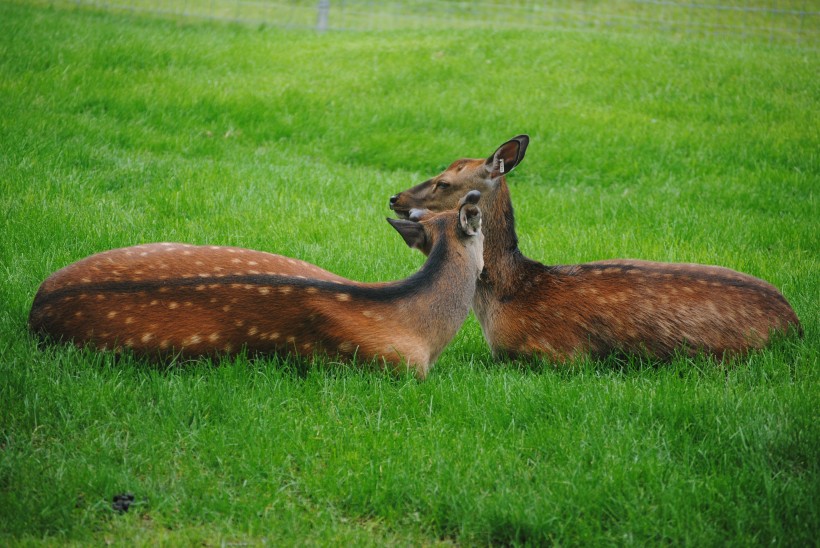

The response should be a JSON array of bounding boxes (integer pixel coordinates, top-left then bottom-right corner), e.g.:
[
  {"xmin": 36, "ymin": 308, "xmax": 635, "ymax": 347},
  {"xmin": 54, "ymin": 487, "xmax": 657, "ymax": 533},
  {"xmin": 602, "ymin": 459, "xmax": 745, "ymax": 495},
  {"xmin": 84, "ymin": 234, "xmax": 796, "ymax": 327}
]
[
  {"xmin": 28, "ymin": 191, "xmax": 485, "ymax": 380},
  {"xmin": 389, "ymin": 135, "xmax": 802, "ymax": 364}
]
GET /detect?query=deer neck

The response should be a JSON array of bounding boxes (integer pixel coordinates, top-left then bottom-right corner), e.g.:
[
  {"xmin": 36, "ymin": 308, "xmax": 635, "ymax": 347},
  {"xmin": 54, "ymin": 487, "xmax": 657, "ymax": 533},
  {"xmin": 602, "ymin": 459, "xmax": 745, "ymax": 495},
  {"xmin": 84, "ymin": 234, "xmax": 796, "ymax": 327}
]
[
  {"xmin": 478, "ymin": 179, "xmax": 530, "ymax": 299},
  {"xmin": 394, "ymin": 235, "xmax": 478, "ymax": 360}
]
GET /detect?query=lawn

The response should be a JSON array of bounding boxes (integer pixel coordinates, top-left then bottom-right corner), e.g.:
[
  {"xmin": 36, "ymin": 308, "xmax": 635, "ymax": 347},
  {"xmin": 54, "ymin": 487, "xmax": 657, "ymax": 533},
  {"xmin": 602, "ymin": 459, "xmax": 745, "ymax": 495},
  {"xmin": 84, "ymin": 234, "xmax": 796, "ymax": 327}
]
[{"xmin": 1, "ymin": 1, "xmax": 818, "ymax": 544}]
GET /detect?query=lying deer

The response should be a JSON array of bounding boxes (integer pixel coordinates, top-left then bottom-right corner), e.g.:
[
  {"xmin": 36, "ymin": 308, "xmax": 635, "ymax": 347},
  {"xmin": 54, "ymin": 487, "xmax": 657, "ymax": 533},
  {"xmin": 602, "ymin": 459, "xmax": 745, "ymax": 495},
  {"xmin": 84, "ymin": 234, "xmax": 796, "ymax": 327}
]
[
  {"xmin": 28, "ymin": 191, "xmax": 484, "ymax": 379},
  {"xmin": 389, "ymin": 135, "xmax": 801, "ymax": 362}
]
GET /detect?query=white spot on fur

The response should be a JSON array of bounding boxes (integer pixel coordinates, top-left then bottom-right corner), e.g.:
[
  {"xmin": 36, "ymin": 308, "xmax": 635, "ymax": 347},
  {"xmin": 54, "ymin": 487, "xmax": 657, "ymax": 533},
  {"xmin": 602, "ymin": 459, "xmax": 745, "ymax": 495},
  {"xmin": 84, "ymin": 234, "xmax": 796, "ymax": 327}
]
[
  {"xmin": 538, "ymin": 339, "xmax": 556, "ymax": 354},
  {"xmin": 141, "ymin": 333, "xmax": 154, "ymax": 343},
  {"xmin": 362, "ymin": 310, "xmax": 384, "ymax": 321},
  {"xmin": 208, "ymin": 332, "xmax": 220, "ymax": 342},
  {"xmin": 107, "ymin": 311, "xmax": 117, "ymax": 318},
  {"xmin": 336, "ymin": 293, "xmax": 351, "ymax": 302},
  {"xmin": 248, "ymin": 327, "xmax": 258, "ymax": 336},
  {"xmin": 258, "ymin": 287, "xmax": 270, "ymax": 295},
  {"xmin": 169, "ymin": 302, "xmax": 179, "ymax": 309}
]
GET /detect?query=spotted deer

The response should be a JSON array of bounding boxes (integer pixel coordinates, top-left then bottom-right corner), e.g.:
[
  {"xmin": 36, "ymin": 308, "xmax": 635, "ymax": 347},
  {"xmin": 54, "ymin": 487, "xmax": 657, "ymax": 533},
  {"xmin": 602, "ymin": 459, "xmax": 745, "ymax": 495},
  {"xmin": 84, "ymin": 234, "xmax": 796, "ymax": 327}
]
[
  {"xmin": 389, "ymin": 135, "xmax": 801, "ymax": 362},
  {"xmin": 28, "ymin": 191, "xmax": 484, "ymax": 379}
]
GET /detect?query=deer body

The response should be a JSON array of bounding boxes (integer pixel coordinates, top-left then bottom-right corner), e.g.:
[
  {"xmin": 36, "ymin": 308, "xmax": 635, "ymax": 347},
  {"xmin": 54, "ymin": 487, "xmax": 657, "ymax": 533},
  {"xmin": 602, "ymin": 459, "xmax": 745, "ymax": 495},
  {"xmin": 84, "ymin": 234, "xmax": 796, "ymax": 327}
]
[
  {"xmin": 390, "ymin": 135, "xmax": 801, "ymax": 362},
  {"xmin": 29, "ymin": 194, "xmax": 484, "ymax": 379}
]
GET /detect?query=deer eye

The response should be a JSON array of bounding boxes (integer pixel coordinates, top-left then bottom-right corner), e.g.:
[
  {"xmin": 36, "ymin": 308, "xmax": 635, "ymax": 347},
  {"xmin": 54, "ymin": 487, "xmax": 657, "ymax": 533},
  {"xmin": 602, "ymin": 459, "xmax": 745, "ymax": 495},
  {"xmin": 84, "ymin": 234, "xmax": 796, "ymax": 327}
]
[{"xmin": 436, "ymin": 181, "xmax": 451, "ymax": 190}]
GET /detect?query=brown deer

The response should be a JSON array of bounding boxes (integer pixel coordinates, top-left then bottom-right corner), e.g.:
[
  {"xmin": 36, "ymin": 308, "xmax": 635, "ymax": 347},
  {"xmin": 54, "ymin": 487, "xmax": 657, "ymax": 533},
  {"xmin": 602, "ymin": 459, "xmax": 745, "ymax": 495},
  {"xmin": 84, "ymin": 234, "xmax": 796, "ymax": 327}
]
[
  {"xmin": 28, "ymin": 191, "xmax": 484, "ymax": 379},
  {"xmin": 389, "ymin": 135, "xmax": 801, "ymax": 363}
]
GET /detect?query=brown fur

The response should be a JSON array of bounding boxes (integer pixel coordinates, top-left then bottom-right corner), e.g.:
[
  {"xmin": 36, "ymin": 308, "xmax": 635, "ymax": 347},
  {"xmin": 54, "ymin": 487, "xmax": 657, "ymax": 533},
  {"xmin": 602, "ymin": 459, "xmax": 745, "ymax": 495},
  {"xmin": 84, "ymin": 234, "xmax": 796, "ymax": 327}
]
[
  {"xmin": 28, "ymin": 198, "xmax": 484, "ymax": 379},
  {"xmin": 389, "ymin": 135, "xmax": 801, "ymax": 362}
]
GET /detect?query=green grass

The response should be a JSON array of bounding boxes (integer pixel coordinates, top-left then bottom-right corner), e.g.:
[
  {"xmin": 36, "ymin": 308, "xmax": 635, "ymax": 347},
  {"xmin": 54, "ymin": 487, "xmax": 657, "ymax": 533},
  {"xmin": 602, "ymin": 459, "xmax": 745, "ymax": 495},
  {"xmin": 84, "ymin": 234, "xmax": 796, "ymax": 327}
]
[{"xmin": 1, "ymin": 1, "xmax": 818, "ymax": 544}]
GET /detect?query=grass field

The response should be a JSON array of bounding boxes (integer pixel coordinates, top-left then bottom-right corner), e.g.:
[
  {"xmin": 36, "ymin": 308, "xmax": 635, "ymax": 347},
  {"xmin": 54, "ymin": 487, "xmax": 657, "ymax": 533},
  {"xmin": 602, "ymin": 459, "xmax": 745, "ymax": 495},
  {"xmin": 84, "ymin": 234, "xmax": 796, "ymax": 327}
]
[{"xmin": 1, "ymin": 1, "xmax": 818, "ymax": 544}]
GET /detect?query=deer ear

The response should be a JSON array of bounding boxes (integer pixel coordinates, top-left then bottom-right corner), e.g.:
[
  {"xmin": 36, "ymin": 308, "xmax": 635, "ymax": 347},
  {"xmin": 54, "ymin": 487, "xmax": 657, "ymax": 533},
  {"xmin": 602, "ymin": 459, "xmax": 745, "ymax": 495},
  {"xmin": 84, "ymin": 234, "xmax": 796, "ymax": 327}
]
[
  {"xmin": 459, "ymin": 204, "xmax": 482, "ymax": 237},
  {"xmin": 387, "ymin": 218, "xmax": 428, "ymax": 251},
  {"xmin": 458, "ymin": 190, "xmax": 481, "ymax": 208},
  {"xmin": 484, "ymin": 134, "xmax": 530, "ymax": 179}
]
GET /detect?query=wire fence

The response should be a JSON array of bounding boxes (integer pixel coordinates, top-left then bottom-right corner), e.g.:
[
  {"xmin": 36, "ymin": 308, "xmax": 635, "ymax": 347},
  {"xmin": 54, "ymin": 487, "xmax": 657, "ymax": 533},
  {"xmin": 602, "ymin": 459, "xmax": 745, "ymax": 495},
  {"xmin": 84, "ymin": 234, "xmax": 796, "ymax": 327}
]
[{"xmin": 56, "ymin": 0, "xmax": 820, "ymax": 48}]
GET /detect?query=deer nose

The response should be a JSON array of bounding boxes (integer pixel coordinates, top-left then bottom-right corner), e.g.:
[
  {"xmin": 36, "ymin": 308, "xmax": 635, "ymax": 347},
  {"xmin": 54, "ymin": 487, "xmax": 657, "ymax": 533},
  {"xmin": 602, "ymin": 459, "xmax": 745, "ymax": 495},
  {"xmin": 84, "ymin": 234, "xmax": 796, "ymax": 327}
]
[{"xmin": 389, "ymin": 194, "xmax": 399, "ymax": 209}]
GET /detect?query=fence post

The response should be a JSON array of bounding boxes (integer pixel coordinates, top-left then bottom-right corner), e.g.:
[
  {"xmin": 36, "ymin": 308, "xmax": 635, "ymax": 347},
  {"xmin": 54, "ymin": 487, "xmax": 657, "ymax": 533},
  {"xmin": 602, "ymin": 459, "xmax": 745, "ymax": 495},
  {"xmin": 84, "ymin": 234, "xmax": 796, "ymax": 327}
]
[{"xmin": 317, "ymin": 0, "xmax": 330, "ymax": 32}]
